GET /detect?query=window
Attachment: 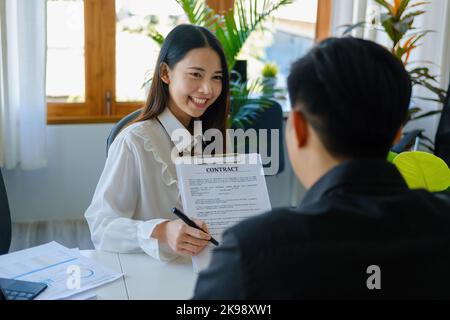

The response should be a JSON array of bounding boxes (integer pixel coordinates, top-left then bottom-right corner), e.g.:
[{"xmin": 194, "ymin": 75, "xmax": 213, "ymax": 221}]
[
  {"xmin": 46, "ymin": 0, "xmax": 332, "ymax": 124},
  {"xmin": 240, "ymin": 0, "xmax": 320, "ymax": 86},
  {"xmin": 115, "ymin": 0, "xmax": 186, "ymax": 102},
  {"xmin": 47, "ymin": 0, "xmax": 85, "ymax": 103}
]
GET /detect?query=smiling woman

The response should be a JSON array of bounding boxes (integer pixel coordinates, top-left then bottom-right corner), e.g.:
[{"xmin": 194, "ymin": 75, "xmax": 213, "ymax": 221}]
[
  {"xmin": 84, "ymin": 24, "xmax": 230, "ymax": 261},
  {"xmin": 159, "ymin": 47, "xmax": 224, "ymax": 127}
]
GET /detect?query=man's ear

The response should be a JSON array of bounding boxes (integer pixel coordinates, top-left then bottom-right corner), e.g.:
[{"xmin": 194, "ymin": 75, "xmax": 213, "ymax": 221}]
[
  {"xmin": 160, "ymin": 62, "xmax": 171, "ymax": 84},
  {"xmin": 392, "ymin": 127, "xmax": 402, "ymax": 146},
  {"xmin": 292, "ymin": 111, "xmax": 308, "ymax": 148}
]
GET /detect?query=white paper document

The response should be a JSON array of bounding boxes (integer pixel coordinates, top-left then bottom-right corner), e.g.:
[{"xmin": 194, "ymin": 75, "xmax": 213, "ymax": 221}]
[
  {"xmin": 175, "ymin": 154, "xmax": 271, "ymax": 273},
  {"xmin": 0, "ymin": 241, "xmax": 122, "ymax": 300}
]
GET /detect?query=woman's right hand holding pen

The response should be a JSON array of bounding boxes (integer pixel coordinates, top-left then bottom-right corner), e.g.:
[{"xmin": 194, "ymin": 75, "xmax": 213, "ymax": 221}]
[{"xmin": 152, "ymin": 219, "xmax": 211, "ymax": 256}]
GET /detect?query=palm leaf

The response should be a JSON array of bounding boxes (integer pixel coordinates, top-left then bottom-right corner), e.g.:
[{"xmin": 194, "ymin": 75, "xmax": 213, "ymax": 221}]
[
  {"xmin": 147, "ymin": 28, "xmax": 165, "ymax": 45},
  {"xmin": 410, "ymin": 110, "xmax": 444, "ymax": 121},
  {"xmin": 413, "ymin": 96, "xmax": 446, "ymax": 103},
  {"xmin": 341, "ymin": 21, "xmax": 369, "ymax": 35},
  {"xmin": 375, "ymin": 0, "xmax": 396, "ymax": 16},
  {"xmin": 211, "ymin": 0, "xmax": 293, "ymax": 69},
  {"xmin": 176, "ymin": 0, "xmax": 216, "ymax": 27},
  {"xmin": 230, "ymin": 99, "xmax": 274, "ymax": 128},
  {"xmin": 397, "ymin": 0, "xmax": 410, "ymax": 18}
]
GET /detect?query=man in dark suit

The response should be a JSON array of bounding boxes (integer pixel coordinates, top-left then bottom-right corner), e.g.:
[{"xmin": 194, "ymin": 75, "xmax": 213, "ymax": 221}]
[{"xmin": 193, "ymin": 37, "xmax": 450, "ymax": 299}]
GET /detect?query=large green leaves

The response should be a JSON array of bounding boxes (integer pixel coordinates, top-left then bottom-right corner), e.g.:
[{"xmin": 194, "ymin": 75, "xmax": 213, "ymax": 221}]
[
  {"xmin": 175, "ymin": 0, "xmax": 293, "ymax": 70},
  {"xmin": 392, "ymin": 151, "xmax": 450, "ymax": 192},
  {"xmin": 218, "ymin": 0, "xmax": 293, "ymax": 69},
  {"xmin": 342, "ymin": 0, "xmax": 447, "ymax": 128},
  {"xmin": 176, "ymin": 0, "xmax": 218, "ymax": 28}
]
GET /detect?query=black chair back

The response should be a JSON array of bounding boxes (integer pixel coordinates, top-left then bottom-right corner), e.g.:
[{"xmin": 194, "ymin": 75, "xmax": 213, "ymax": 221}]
[
  {"xmin": 230, "ymin": 99, "xmax": 285, "ymax": 175},
  {"xmin": 0, "ymin": 170, "xmax": 11, "ymax": 255},
  {"xmin": 435, "ymin": 78, "xmax": 450, "ymax": 166},
  {"xmin": 106, "ymin": 108, "xmax": 143, "ymax": 156},
  {"xmin": 391, "ymin": 129, "xmax": 424, "ymax": 154}
]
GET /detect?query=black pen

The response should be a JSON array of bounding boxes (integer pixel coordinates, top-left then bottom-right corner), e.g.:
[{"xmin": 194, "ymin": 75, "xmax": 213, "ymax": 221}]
[{"xmin": 171, "ymin": 207, "xmax": 219, "ymax": 246}]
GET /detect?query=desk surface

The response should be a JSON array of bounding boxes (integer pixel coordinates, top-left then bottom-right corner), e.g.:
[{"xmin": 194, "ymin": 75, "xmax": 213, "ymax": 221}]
[{"xmin": 80, "ymin": 250, "xmax": 197, "ymax": 300}]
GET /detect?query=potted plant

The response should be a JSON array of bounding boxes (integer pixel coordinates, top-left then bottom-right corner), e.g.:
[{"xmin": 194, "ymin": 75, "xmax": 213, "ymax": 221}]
[
  {"xmin": 343, "ymin": 0, "xmax": 448, "ymax": 151},
  {"xmin": 261, "ymin": 61, "xmax": 279, "ymax": 95}
]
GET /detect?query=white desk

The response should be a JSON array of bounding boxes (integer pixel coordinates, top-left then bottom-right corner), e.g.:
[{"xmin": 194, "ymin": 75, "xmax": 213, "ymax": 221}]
[{"xmin": 80, "ymin": 250, "xmax": 197, "ymax": 300}]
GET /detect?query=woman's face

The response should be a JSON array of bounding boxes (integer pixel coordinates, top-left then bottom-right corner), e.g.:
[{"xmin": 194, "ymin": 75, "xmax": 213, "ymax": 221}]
[{"xmin": 161, "ymin": 47, "xmax": 223, "ymax": 127}]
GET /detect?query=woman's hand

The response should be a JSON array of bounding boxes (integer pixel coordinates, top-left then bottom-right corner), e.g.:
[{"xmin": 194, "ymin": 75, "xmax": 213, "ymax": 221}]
[{"xmin": 153, "ymin": 219, "xmax": 211, "ymax": 256}]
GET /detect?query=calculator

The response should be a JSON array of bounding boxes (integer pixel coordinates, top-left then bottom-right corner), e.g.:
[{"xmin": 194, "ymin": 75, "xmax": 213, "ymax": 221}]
[{"xmin": 0, "ymin": 278, "xmax": 48, "ymax": 300}]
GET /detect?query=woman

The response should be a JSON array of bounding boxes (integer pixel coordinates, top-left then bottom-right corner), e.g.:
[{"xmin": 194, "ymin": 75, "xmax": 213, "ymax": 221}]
[{"xmin": 85, "ymin": 24, "xmax": 230, "ymax": 261}]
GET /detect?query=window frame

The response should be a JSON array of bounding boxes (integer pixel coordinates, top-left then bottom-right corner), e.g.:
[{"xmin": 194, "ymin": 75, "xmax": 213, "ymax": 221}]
[
  {"xmin": 47, "ymin": 0, "xmax": 141, "ymax": 124},
  {"xmin": 47, "ymin": 0, "xmax": 332, "ymax": 124}
]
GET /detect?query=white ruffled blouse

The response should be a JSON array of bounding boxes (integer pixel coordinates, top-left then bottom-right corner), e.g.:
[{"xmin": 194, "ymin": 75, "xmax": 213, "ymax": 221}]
[{"xmin": 85, "ymin": 108, "xmax": 202, "ymax": 261}]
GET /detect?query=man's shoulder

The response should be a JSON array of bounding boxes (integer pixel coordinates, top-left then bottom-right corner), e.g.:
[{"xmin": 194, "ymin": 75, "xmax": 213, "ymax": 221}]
[
  {"xmin": 225, "ymin": 207, "xmax": 308, "ymax": 247},
  {"xmin": 231, "ymin": 207, "xmax": 301, "ymax": 231},
  {"xmin": 226, "ymin": 189, "xmax": 450, "ymax": 248}
]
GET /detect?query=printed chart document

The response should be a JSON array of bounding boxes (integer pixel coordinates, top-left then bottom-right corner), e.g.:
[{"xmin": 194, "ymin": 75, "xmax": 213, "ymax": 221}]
[
  {"xmin": 175, "ymin": 154, "xmax": 271, "ymax": 273},
  {"xmin": 0, "ymin": 241, "xmax": 122, "ymax": 300}
]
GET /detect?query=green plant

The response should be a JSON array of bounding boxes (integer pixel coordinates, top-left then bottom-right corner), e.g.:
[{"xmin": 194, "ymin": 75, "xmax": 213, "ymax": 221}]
[
  {"xmin": 343, "ymin": 0, "xmax": 447, "ymax": 124},
  {"xmin": 229, "ymin": 76, "xmax": 281, "ymax": 128},
  {"xmin": 260, "ymin": 61, "xmax": 280, "ymax": 102},
  {"xmin": 136, "ymin": 0, "xmax": 293, "ymax": 128},
  {"xmin": 390, "ymin": 151, "xmax": 450, "ymax": 192},
  {"xmin": 261, "ymin": 61, "xmax": 279, "ymax": 78},
  {"xmin": 174, "ymin": 0, "xmax": 293, "ymax": 71}
]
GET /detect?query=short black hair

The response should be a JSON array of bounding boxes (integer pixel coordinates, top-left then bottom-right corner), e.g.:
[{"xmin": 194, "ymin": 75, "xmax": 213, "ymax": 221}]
[{"xmin": 287, "ymin": 37, "xmax": 411, "ymax": 159}]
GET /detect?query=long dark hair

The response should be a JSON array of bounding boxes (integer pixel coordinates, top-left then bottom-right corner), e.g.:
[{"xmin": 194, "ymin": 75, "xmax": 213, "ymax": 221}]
[{"xmin": 133, "ymin": 24, "xmax": 230, "ymax": 146}]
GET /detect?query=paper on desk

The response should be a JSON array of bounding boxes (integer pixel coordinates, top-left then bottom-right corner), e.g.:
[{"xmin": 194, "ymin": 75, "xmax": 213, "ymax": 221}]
[
  {"xmin": 175, "ymin": 154, "xmax": 271, "ymax": 273},
  {"xmin": 66, "ymin": 290, "xmax": 97, "ymax": 300},
  {"xmin": 0, "ymin": 241, "xmax": 122, "ymax": 300}
]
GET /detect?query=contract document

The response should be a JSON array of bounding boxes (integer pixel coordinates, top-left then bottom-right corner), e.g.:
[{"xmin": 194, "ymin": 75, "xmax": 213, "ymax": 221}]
[{"xmin": 175, "ymin": 154, "xmax": 271, "ymax": 273}]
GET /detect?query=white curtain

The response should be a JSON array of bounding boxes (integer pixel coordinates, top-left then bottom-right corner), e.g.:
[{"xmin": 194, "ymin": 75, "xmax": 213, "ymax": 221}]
[
  {"xmin": 330, "ymin": 0, "xmax": 450, "ymax": 139},
  {"xmin": 0, "ymin": 0, "xmax": 47, "ymax": 170}
]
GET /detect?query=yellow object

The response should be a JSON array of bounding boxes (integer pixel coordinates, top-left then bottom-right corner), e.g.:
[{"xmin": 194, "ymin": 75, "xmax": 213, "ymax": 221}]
[
  {"xmin": 261, "ymin": 62, "xmax": 278, "ymax": 78},
  {"xmin": 393, "ymin": 151, "xmax": 450, "ymax": 192}
]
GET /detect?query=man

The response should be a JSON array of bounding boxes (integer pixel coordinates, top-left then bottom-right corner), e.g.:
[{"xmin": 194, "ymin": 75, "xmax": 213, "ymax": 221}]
[{"xmin": 193, "ymin": 37, "xmax": 450, "ymax": 299}]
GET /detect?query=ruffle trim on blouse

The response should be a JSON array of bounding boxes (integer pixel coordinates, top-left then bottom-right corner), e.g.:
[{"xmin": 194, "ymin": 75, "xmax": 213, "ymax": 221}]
[{"xmin": 131, "ymin": 121, "xmax": 182, "ymax": 202}]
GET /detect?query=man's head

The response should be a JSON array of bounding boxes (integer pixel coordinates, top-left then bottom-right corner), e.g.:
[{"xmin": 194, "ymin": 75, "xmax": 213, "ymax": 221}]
[{"xmin": 286, "ymin": 37, "xmax": 411, "ymax": 188}]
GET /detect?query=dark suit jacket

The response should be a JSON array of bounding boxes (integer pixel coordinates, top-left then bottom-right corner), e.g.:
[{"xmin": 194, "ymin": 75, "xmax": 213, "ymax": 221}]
[{"xmin": 193, "ymin": 159, "xmax": 450, "ymax": 299}]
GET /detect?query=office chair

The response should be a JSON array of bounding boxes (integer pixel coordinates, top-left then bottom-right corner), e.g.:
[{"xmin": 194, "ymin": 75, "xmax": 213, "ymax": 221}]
[
  {"xmin": 0, "ymin": 169, "xmax": 11, "ymax": 255},
  {"xmin": 391, "ymin": 129, "xmax": 424, "ymax": 154},
  {"xmin": 435, "ymin": 77, "xmax": 450, "ymax": 166},
  {"xmin": 230, "ymin": 98, "xmax": 285, "ymax": 175},
  {"xmin": 106, "ymin": 108, "xmax": 143, "ymax": 156}
]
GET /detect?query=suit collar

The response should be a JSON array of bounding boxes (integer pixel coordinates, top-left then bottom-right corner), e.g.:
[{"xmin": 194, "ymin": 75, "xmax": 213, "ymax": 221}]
[{"xmin": 299, "ymin": 159, "xmax": 408, "ymax": 209}]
